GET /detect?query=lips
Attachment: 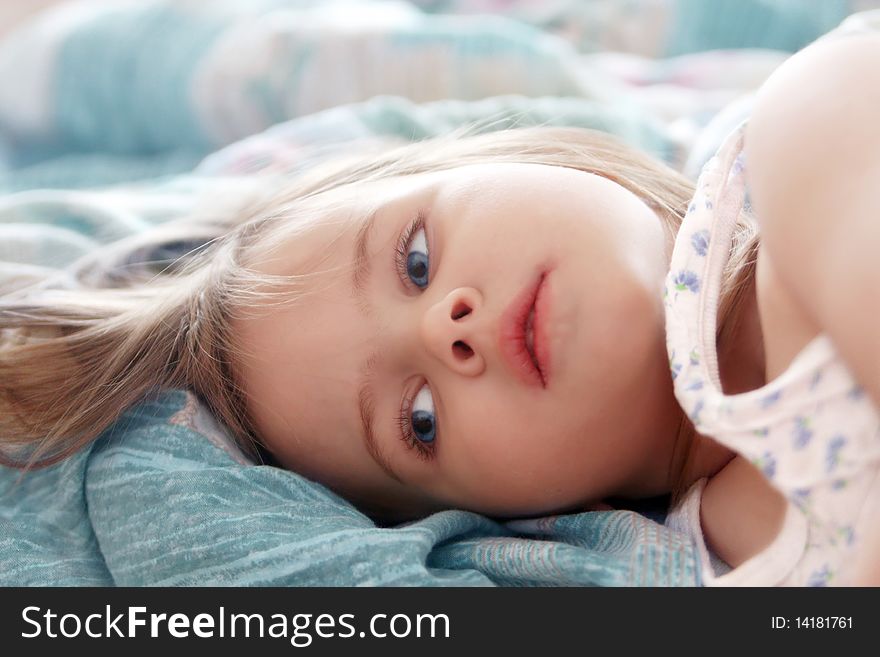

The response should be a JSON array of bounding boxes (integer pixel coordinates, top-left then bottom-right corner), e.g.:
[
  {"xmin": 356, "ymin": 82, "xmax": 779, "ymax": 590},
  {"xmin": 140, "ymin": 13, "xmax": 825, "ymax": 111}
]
[{"xmin": 499, "ymin": 272, "xmax": 549, "ymax": 388}]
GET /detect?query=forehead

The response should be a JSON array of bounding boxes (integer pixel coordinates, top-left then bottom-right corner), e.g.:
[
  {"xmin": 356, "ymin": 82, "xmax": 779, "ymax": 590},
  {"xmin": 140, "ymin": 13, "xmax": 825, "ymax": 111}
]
[{"xmin": 231, "ymin": 186, "xmax": 403, "ymax": 498}]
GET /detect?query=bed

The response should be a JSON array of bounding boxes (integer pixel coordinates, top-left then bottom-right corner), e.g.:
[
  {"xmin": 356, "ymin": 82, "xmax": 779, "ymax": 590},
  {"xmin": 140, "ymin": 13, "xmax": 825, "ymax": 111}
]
[{"xmin": 1, "ymin": 0, "xmax": 870, "ymax": 586}]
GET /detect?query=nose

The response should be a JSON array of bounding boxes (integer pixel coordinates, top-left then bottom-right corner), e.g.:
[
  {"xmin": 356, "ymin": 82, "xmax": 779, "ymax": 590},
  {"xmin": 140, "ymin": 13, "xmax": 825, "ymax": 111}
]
[{"xmin": 420, "ymin": 287, "xmax": 488, "ymax": 377}]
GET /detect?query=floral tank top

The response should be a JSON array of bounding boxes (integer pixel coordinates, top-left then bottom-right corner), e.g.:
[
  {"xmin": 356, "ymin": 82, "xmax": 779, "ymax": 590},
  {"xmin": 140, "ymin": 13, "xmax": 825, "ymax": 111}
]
[{"xmin": 663, "ymin": 122, "xmax": 880, "ymax": 586}]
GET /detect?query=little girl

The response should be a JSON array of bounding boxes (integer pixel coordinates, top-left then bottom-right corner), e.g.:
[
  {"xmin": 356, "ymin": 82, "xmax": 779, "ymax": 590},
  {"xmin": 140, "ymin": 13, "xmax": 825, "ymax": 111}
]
[{"xmin": 2, "ymin": 32, "xmax": 878, "ymax": 586}]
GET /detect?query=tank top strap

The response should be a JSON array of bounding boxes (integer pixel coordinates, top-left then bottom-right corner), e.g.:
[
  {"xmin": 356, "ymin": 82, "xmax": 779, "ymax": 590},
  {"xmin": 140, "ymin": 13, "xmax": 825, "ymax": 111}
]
[{"xmin": 664, "ymin": 121, "xmax": 748, "ymax": 430}]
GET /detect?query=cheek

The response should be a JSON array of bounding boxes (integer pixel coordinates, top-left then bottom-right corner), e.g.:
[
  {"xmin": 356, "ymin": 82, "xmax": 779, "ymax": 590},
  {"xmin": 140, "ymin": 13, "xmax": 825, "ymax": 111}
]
[
  {"xmin": 440, "ymin": 396, "xmax": 594, "ymax": 510},
  {"xmin": 580, "ymin": 265, "xmax": 666, "ymax": 388},
  {"xmin": 446, "ymin": 203, "xmax": 567, "ymax": 270}
]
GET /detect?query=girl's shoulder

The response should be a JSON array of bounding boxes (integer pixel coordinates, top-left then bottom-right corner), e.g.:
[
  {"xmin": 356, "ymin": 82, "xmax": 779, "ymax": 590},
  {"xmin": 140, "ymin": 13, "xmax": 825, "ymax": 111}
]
[
  {"xmin": 745, "ymin": 31, "xmax": 880, "ymax": 410},
  {"xmin": 745, "ymin": 31, "xmax": 880, "ymax": 230},
  {"xmin": 746, "ymin": 32, "xmax": 880, "ymax": 190},
  {"xmin": 745, "ymin": 32, "xmax": 880, "ymax": 241}
]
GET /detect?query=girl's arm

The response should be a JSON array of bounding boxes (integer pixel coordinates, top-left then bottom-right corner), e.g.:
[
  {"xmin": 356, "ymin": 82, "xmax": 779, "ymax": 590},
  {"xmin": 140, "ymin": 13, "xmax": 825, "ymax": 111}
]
[
  {"xmin": 745, "ymin": 34, "xmax": 880, "ymax": 410},
  {"xmin": 745, "ymin": 33, "xmax": 880, "ymax": 586}
]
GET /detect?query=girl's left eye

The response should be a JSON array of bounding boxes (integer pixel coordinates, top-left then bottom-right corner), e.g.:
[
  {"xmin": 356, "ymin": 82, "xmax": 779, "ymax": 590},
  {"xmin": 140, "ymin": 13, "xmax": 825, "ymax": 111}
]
[{"xmin": 395, "ymin": 215, "xmax": 430, "ymax": 290}]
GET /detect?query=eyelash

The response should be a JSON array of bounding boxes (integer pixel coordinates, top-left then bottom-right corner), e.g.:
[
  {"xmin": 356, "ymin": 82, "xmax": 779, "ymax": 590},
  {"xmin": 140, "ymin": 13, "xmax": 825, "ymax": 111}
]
[
  {"xmin": 392, "ymin": 210, "xmax": 437, "ymax": 461},
  {"xmin": 393, "ymin": 210, "xmax": 427, "ymax": 291},
  {"xmin": 394, "ymin": 397, "xmax": 436, "ymax": 461}
]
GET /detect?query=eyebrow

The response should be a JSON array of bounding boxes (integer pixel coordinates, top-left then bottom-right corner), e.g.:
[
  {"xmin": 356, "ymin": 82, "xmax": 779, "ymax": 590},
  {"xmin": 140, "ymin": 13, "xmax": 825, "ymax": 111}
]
[
  {"xmin": 351, "ymin": 208, "xmax": 378, "ymax": 311},
  {"xmin": 352, "ymin": 209, "xmax": 404, "ymax": 484}
]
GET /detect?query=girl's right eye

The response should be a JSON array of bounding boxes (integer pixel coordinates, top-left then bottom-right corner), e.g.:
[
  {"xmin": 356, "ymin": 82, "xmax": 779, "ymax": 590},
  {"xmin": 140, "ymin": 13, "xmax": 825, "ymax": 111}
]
[
  {"xmin": 395, "ymin": 213, "xmax": 430, "ymax": 290},
  {"xmin": 396, "ymin": 384, "xmax": 437, "ymax": 460}
]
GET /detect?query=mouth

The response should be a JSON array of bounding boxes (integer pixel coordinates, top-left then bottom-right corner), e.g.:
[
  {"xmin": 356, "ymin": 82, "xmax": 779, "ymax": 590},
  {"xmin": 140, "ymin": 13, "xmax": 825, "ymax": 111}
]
[{"xmin": 500, "ymin": 271, "xmax": 550, "ymax": 389}]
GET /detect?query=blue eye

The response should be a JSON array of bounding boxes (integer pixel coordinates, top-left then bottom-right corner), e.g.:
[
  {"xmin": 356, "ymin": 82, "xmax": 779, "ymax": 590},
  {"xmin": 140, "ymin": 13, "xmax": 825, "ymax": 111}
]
[
  {"xmin": 410, "ymin": 386, "xmax": 436, "ymax": 444},
  {"xmin": 406, "ymin": 227, "xmax": 430, "ymax": 289}
]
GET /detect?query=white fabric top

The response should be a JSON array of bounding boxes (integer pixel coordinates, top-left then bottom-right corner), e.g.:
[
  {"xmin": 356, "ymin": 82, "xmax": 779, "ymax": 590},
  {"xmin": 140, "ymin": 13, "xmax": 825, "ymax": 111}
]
[{"xmin": 663, "ymin": 122, "xmax": 880, "ymax": 586}]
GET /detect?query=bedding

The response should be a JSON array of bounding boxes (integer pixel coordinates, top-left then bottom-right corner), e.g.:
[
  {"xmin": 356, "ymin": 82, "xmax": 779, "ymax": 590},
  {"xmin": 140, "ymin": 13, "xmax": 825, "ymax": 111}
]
[
  {"xmin": 1, "ymin": 389, "xmax": 698, "ymax": 585},
  {"xmin": 0, "ymin": 0, "xmax": 869, "ymax": 586}
]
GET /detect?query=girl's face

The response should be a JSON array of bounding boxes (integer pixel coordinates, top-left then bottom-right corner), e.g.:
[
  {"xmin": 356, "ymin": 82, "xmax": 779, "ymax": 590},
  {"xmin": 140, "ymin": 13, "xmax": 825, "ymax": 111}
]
[{"xmin": 234, "ymin": 163, "xmax": 684, "ymax": 518}]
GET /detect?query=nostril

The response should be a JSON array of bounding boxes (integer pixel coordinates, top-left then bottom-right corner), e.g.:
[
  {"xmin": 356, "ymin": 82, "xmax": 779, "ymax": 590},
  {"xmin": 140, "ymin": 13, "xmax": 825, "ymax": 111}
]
[
  {"xmin": 452, "ymin": 340, "xmax": 473, "ymax": 358},
  {"xmin": 451, "ymin": 302, "xmax": 471, "ymax": 320}
]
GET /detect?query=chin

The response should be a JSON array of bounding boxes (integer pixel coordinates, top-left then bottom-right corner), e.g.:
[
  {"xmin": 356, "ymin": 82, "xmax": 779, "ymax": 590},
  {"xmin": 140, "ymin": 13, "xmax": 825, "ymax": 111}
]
[
  {"xmin": 470, "ymin": 491, "xmax": 594, "ymax": 520},
  {"xmin": 357, "ymin": 495, "xmax": 449, "ymax": 526}
]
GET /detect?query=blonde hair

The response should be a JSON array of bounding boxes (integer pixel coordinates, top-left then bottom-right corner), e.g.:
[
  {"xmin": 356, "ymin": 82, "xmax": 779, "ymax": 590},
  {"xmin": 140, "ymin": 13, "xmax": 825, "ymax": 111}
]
[{"xmin": 0, "ymin": 126, "xmax": 759, "ymax": 509}]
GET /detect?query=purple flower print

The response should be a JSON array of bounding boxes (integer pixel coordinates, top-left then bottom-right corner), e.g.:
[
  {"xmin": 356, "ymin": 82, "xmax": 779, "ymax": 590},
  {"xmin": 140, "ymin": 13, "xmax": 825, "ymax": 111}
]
[
  {"xmin": 754, "ymin": 452, "xmax": 776, "ymax": 480},
  {"xmin": 669, "ymin": 352, "xmax": 682, "ymax": 381},
  {"xmin": 673, "ymin": 270, "xmax": 700, "ymax": 293},
  {"xmin": 826, "ymin": 435, "xmax": 847, "ymax": 473},
  {"xmin": 689, "ymin": 349, "xmax": 700, "ymax": 366},
  {"xmin": 791, "ymin": 416, "xmax": 813, "ymax": 450},
  {"xmin": 690, "ymin": 230, "xmax": 710, "ymax": 256},
  {"xmin": 732, "ymin": 153, "xmax": 745, "ymax": 175},
  {"xmin": 791, "ymin": 487, "xmax": 811, "ymax": 510},
  {"xmin": 808, "ymin": 565, "xmax": 832, "ymax": 587},
  {"xmin": 760, "ymin": 390, "xmax": 782, "ymax": 409}
]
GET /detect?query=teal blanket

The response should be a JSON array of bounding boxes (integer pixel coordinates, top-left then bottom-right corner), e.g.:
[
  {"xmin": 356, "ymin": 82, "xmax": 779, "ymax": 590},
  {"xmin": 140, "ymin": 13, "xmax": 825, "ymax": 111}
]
[
  {"xmin": 0, "ymin": 0, "xmax": 863, "ymax": 586},
  {"xmin": 1, "ymin": 389, "xmax": 698, "ymax": 586}
]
